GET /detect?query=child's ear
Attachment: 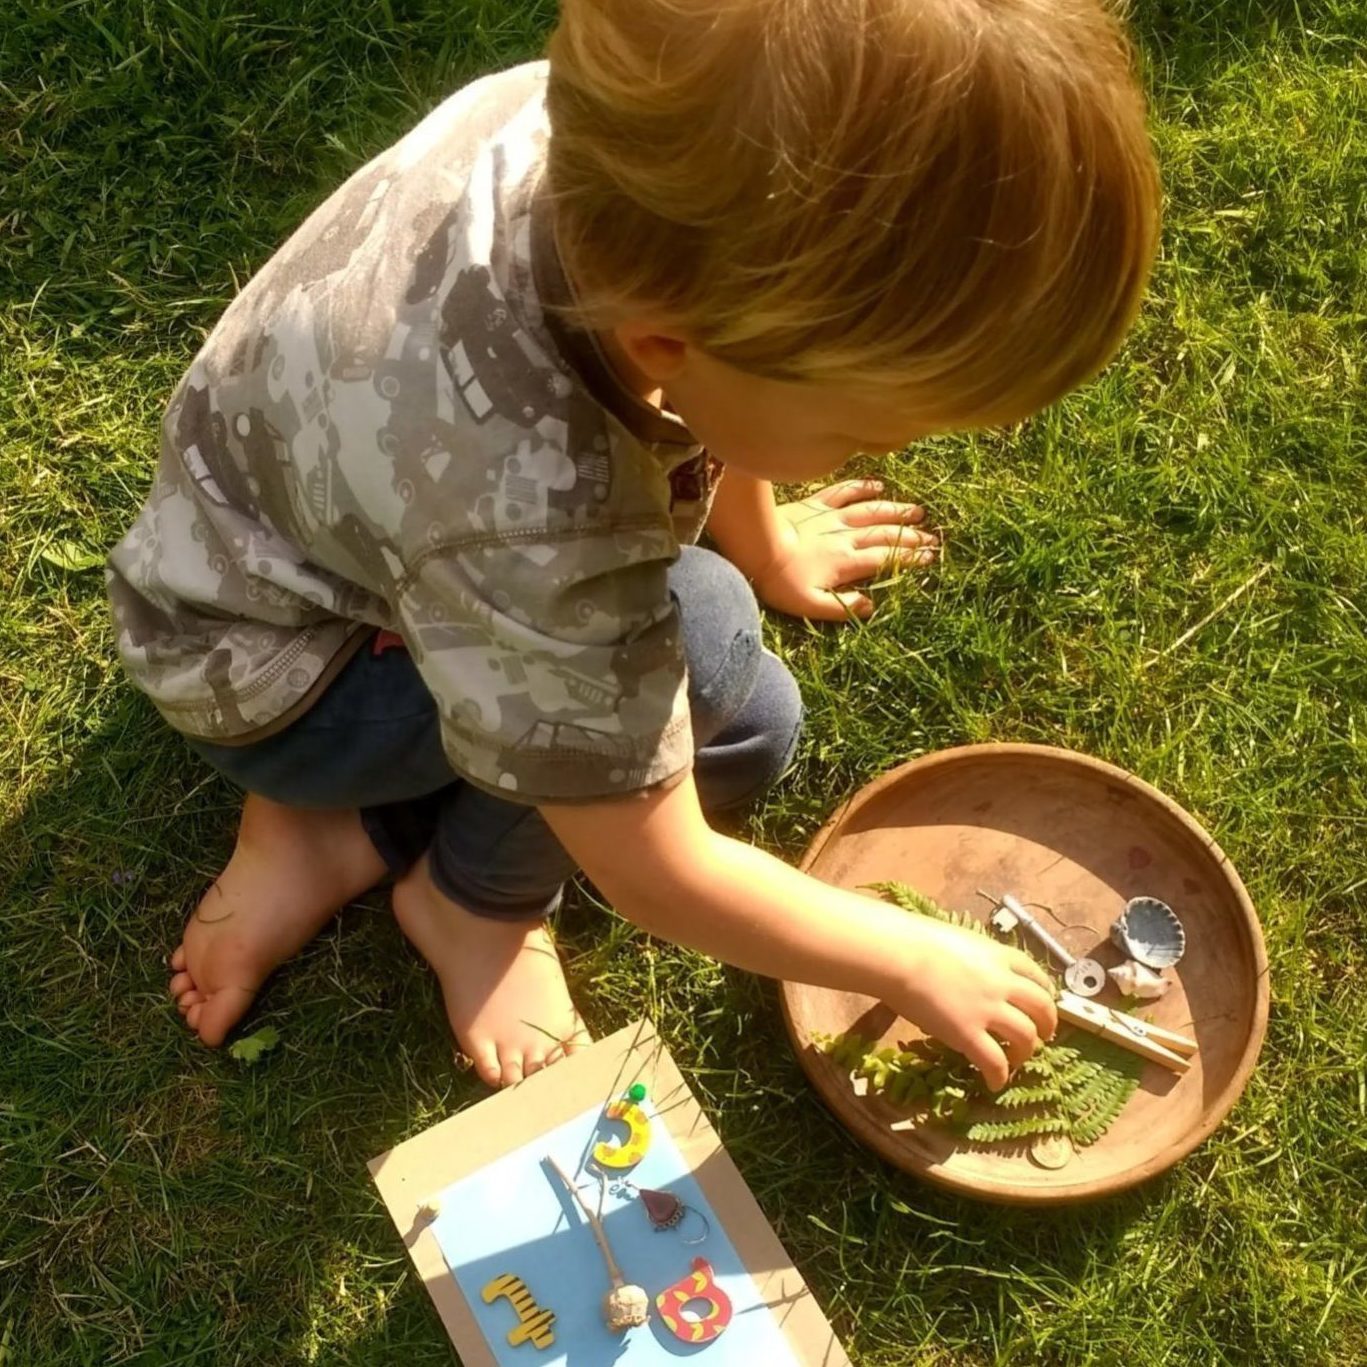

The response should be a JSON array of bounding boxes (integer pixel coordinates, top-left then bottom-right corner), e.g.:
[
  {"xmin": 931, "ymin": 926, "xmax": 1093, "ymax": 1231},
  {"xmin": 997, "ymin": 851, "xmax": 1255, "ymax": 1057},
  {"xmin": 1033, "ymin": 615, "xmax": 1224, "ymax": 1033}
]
[{"xmin": 611, "ymin": 319, "xmax": 691, "ymax": 384}]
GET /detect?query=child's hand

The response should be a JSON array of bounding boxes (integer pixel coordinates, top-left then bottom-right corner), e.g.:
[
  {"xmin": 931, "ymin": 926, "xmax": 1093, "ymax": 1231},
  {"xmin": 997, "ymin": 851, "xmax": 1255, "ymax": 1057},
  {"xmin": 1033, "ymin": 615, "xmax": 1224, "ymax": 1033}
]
[
  {"xmin": 753, "ymin": 479, "xmax": 938, "ymax": 620},
  {"xmin": 544, "ymin": 775, "xmax": 1054, "ymax": 1095},
  {"xmin": 890, "ymin": 917, "xmax": 1058, "ymax": 1091}
]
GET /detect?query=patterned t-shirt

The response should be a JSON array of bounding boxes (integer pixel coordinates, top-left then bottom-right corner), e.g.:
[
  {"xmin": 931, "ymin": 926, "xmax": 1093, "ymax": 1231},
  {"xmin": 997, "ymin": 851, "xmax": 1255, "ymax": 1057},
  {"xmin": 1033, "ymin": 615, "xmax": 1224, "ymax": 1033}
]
[{"xmin": 106, "ymin": 62, "xmax": 721, "ymax": 804}]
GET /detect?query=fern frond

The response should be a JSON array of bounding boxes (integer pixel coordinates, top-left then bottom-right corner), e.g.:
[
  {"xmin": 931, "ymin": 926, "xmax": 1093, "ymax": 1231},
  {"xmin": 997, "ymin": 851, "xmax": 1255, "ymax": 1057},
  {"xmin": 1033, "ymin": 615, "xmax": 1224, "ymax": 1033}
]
[
  {"xmin": 818, "ymin": 1031, "xmax": 872, "ymax": 1070},
  {"xmin": 966, "ymin": 1114, "xmax": 1071, "ymax": 1143},
  {"xmin": 887, "ymin": 1069, "xmax": 929, "ymax": 1106},
  {"xmin": 1040, "ymin": 1043, "xmax": 1082, "ymax": 1067},
  {"xmin": 1069, "ymin": 1075, "xmax": 1139, "ymax": 1146},
  {"xmin": 864, "ymin": 881, "xmax": 988, "ymax": 935},
  {"xmin": 1061, "ymin": 1067, "xmax": 1120, "ymax": 1118},
  {"xmin": 995, "ymin": 1081, "xmax": 1064, "ymax": 1109},
  {"xmin": 818, "ymin": 1006, "xmax": 1141, "ymax": 1151},
  {"xmin": 1054, "ymin": 1058, "xmax": 1102, "ymax": 1091}
]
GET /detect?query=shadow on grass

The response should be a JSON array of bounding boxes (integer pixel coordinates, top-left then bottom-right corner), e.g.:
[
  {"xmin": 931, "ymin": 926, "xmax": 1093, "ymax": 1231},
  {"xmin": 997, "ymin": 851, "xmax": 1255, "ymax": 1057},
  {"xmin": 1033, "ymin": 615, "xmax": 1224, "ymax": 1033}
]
[
  {"xmin": 0, "ymin": 695, "xmax": 491, "ymax": 1362},
  {"xmin": 0, "ymin": 697, "xmax": 1161, "ymax": 1363}
]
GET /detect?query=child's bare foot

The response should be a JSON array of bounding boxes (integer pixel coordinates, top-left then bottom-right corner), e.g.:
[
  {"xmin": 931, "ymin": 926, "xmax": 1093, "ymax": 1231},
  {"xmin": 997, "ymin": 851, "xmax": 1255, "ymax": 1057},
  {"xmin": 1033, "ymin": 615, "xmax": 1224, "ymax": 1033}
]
[
  {"xmin": 391, "ymin": 855, "xmax": 589, "ymax": 1087},
  {"xmin": 168, "ymin": 794, "xmax": 387, "ymax": 1046}
]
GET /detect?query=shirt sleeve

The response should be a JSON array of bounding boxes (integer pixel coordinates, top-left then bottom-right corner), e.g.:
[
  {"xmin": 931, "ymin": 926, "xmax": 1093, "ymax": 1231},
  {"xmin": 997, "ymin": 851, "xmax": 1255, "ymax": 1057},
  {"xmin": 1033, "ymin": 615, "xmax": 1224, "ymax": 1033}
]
[{"xmin": 397, "ymin": 524, "xmax": 693, "ymax": 804}]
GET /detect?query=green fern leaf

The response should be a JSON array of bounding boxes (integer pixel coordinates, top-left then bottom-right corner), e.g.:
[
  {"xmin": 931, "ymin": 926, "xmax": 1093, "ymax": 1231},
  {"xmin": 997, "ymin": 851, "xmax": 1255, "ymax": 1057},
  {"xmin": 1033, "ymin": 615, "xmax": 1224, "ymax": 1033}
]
[
  {"xmin": 864, "ymin": 882, "xmax": 988, "ymax": 935},
  {"xmin": 1055, "ymin": 1058, "xmax": 1102, "ymax": 1091},
  {"xmin": 817, "ymin": 1002, "xmax": 1142, "ymax": 1151},
  {"xmin": 966, "ymin": 1114, "xmax": 1071, "ymax": 1143},
  {"xmin": 995, "ymin": 1080, "xmax": 1064, "ymax": 1109},
  {"xmin": 1061, "ymin": 1068, "xmax": 1120, "ymax": 1119},
  {"xmin": 1070, "ymin": 1076, "xmax": 1139, "ymax": 1145}
]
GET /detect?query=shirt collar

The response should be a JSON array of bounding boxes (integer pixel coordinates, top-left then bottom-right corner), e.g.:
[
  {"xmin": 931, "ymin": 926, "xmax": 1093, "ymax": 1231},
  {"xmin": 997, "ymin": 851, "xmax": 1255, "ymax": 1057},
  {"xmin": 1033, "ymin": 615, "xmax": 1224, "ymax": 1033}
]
[{"xmin": 530, "ymin": 187, "xmax": 699, "ymax": 453}]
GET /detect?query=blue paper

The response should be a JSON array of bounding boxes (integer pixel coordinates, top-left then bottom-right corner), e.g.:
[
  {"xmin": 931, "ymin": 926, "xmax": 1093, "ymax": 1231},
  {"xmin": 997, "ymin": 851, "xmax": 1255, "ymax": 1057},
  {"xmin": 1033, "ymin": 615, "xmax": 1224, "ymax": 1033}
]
[{"xmin": 428, "ymin": 1102, "xmax": 802, "ymax": 1365}]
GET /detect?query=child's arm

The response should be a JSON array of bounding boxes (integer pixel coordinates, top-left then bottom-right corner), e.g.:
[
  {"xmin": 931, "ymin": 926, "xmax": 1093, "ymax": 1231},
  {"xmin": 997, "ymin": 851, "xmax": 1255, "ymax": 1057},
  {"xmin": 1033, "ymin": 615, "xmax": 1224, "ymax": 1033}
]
[
  {"xmin": 706, "ymin": 468, "xmax": 936, "ymax": 620},
  {"xmin": 703, "ymin": 468, "xmax": 790, "ymax": 583},
  {"xmin": 543, "ymin": 773, "xmax": 1056, "ymax": 1090}
]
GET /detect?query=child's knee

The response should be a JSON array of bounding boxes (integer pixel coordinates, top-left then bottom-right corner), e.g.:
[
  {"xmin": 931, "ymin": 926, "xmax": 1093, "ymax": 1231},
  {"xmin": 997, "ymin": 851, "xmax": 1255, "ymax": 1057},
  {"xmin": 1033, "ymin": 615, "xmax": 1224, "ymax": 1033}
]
[
  {"xmin": 746, "ymin": 650, "xmax": 804, "ymax": 793},
  {"xmin": 694, "ymin": 650, "xmax": 803, "ymax": 812},
  {"xmin": 671, "ymin": 547, "xmax": 764, "ymax": 740}
]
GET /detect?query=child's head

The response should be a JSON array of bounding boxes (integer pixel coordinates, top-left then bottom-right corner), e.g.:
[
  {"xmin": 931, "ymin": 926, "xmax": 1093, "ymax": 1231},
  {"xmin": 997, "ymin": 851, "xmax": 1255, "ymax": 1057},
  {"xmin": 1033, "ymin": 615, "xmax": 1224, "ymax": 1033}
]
[{"xmin": 545, "ymin": 0, "xmax": 1160, "ymax": 480}]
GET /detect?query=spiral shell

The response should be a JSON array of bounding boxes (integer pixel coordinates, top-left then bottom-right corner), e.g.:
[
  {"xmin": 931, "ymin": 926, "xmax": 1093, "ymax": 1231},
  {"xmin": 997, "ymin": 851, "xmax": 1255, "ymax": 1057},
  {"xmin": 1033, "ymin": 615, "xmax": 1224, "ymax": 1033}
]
[
  {"xmin": 1107, "ymin": 959, "xmax": 1171, "ymax": 999},
  {"xmin": 1110, "ymin": 897, "xmax": 1186, "ymax": 969}
]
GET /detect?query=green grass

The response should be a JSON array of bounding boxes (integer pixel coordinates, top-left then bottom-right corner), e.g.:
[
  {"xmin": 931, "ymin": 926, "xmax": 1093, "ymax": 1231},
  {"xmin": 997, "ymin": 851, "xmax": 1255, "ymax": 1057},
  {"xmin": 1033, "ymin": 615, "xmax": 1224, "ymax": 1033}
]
[{"xmin": 2, "ymin": 1, "xmax": 1364, "ymax": 1363}]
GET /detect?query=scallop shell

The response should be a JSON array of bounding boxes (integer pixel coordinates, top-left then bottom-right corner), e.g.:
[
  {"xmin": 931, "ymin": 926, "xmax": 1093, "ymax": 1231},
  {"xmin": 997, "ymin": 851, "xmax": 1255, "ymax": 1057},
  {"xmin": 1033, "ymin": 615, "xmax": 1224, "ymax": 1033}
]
[
  {"xmin": 1110, "ymin": 897, "xmax": 1186, "ymax": 969},
  {"xmin": 1107, "ymin": 959, "xmax": 1171, "ymax": 999}
]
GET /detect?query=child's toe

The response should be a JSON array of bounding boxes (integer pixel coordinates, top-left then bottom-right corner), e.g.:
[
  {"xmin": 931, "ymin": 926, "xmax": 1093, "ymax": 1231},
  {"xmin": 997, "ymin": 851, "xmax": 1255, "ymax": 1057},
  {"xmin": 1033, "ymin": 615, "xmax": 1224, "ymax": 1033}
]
[
  {"xmin": 467, "ymin": 1040, "xmax": 502, "ymax": 1088},
  {"xmin": 550, "ymin": 1025, "xmax": 590, "ymax": 1064},
  {"xmin": 194, "ymin": 987, "xmax": 255, "ymax": 1047},
  {"xmin": 177, "ymin": 990, "xmax": 206, "ymax": 1015},
  {"xmin": 169, "ymin": 970, "xmax": 195, "ymax": 998},
  {"xmin": 499, "ymin": 1051, "xmax": 525, "ymax": 1087},
  {"xmin": 170, "ymin": 944, "xmax": 187, "ymax": 972}
]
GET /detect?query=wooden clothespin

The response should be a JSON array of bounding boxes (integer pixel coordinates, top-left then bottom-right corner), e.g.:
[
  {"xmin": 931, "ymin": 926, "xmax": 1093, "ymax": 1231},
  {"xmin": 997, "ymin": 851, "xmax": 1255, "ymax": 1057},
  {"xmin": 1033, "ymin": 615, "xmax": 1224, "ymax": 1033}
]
[{"xmin": 1056, "ymin": 992, "xmax": 1198, "ymax": 1075}]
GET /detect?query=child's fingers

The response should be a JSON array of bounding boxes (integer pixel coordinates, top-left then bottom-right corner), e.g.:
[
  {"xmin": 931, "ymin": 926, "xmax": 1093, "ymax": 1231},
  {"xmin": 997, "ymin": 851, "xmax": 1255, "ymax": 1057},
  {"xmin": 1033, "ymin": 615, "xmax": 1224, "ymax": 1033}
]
[
  {"xmin": 965, "ymin": 1032, "xmax": 1011, "ymax": 1092},
  {"xmin": 1006, "ymin": 948, "xmax": 1056, "ymax": 997},
  {"xmin": 827, "ymin": 589, "xmax": 875, "ymax": 620},
  {"xmin": 194, "ymin": 988, "xmax": 253, "ymax": 1047},
  {"xmin": 1009, "ymin": 975, "xmax": 1059, "ymax": 1041},
  {"xmin": 840, "ymin": 500, "xmax": 927, "ymax": 528},
  {"xmin": 991, "ymin": 1003, "xmax": 1044, "ymax": 1070},
  {"xmin": 797, "ymin": 589, "xmax": 873, "ymax": 621},
  {"xmin": 846, "ymin": 546, "xmax": 933, "ymax": 578},
  {"xmin": 811, "ymin": 478, "xmax": 884, "ymax": 509},
  {"xmin": 540, "ymin": 1027, "xmax": 588, "ymax": 1069},
  {"xmin": 852, "ymin": 525, "xmax": 937, "ymax": 551}
]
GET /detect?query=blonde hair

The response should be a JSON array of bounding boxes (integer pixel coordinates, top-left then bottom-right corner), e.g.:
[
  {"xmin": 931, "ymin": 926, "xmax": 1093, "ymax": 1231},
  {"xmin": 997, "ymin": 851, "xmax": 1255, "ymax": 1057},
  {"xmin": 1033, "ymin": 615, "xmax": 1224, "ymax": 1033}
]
[{"xmin": 545, "ymin": 0, "xmax": 1160, "ymax": 427}]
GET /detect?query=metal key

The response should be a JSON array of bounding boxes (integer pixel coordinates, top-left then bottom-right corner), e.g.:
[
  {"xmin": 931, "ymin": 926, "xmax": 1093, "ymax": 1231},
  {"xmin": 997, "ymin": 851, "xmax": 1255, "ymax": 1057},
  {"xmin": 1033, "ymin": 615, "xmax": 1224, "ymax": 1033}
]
[{"xmin": 983, "ymin": 892, "xmax": 1106, "ymax": 998}]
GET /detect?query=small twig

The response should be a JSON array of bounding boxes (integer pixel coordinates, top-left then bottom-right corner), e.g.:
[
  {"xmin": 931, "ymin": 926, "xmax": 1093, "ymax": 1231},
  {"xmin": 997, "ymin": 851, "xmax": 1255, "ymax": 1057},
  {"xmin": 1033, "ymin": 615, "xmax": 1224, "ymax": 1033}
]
[
  {"xmin": 1142, "ymin": 562, "xmax": 1273, "ymax": 670},
  {"xmin": 546, "ymin": 1157, "xmax": 624, "ymax": 1288}
]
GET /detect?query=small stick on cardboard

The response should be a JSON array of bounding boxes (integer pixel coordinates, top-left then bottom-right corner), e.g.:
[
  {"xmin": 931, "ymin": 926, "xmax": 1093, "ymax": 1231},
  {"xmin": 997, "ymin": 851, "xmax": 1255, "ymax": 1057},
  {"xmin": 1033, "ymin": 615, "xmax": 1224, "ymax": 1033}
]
[
  {"xmin": 546, "ymin": 1157, "xmax": 625, "ymax": 1288},
  {"xmin": 546, "ymin": 1156, "xmax": 650, "ymax": 1332}
]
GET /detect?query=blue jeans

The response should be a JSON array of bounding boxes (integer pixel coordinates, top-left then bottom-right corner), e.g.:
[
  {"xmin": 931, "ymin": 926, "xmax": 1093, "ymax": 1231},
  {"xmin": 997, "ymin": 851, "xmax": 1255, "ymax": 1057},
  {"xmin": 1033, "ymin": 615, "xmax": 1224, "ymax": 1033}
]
[{"xmin": 188, "ymin": 546, "xmax": 803, "ymax": 920}]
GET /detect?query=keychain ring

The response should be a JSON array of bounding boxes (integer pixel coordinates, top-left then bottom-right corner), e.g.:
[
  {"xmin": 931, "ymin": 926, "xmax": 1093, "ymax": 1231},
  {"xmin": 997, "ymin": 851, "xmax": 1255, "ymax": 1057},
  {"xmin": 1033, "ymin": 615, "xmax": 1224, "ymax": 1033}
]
[{"xmin": 614, "ymin": 1179, "xmax": 711, "ymax": 1245}]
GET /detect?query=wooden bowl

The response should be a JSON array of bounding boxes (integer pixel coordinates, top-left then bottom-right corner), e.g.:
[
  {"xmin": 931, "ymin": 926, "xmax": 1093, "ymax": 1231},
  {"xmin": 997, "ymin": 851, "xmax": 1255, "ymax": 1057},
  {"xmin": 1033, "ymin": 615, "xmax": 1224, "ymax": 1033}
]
[{"xmin": 780, "ymin": 744, "xmax": 1269, "ymax": 1204}]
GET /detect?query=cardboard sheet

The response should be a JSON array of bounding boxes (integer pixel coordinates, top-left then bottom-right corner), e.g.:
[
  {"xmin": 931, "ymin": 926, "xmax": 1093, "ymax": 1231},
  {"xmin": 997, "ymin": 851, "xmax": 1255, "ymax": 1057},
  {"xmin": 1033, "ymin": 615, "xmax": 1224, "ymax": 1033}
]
[{"xmin": 369, "ymin": 1019, "xmax": 851, "ymax": 1365}]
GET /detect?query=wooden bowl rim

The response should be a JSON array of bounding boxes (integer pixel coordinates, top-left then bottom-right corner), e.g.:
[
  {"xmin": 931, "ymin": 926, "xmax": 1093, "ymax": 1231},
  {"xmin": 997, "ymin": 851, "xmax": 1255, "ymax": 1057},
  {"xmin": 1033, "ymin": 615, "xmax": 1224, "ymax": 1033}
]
[{"xmin": 780, "ymin": 741, "xmax": 1271, "ymax": 1204}]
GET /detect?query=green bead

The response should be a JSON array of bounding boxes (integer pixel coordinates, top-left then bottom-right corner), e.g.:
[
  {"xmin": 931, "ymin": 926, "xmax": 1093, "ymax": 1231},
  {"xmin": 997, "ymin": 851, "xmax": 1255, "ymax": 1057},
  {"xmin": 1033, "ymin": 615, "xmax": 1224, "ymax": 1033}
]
[{"xmin": 627, "ymin": 1083, "xmax": 647, "ymax": 1103}]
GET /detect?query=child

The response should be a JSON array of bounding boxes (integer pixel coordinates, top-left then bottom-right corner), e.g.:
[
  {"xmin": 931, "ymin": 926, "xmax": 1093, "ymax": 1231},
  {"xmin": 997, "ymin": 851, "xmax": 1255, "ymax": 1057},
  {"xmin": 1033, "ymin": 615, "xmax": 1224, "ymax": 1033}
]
[{"xmin": 108, "ymin": 0, "xmax": 1158, "ymax": 1091}]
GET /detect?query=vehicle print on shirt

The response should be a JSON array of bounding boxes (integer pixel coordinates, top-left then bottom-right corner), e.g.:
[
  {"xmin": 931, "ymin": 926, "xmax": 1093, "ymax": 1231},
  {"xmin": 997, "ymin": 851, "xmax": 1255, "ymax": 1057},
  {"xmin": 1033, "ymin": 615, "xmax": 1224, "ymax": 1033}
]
[
  {"xmin": 372, "ymin": 319, "xmax": 466, "ymax": 496},
  {"xmin": 504, "ymin": 720, "xmax": 655, "ymax": 792},
  {"xmin": 108, "ymin": 66, "xmax": 698, "ymax": 791},
  {"xmin": 442, "ymin": 266, "xmax": 569, "ymax": 428},
  {"xmin": 405, "ymin": 203, "xmax": 463, "ymax": 307},
  {"xmin": 203, "ymin": 647, "xmax": 249, "ymax": 733}
]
